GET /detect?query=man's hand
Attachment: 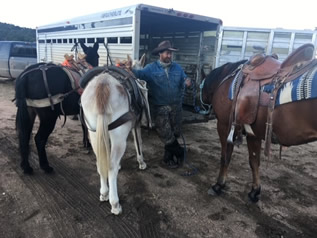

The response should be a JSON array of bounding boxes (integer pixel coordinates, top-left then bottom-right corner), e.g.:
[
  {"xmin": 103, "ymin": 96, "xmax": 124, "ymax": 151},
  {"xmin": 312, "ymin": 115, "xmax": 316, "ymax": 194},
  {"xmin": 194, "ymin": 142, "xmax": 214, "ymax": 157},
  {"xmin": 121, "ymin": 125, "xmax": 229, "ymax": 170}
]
[{"xmin": 185, "ymin": 78, "xmax": 192, "ymax": 87}]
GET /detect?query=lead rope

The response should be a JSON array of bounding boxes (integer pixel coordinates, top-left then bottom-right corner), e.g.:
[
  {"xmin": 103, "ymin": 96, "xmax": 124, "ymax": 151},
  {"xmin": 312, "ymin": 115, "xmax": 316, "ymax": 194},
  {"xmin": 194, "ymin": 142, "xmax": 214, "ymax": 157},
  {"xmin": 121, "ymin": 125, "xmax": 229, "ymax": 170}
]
[
  {"xmin": 199, "ymin": 78, "xmax": 211, "ymax": 115},
  {"xmin": 180, "ymin": 130, "xmax": 198, "ymax": 177}
]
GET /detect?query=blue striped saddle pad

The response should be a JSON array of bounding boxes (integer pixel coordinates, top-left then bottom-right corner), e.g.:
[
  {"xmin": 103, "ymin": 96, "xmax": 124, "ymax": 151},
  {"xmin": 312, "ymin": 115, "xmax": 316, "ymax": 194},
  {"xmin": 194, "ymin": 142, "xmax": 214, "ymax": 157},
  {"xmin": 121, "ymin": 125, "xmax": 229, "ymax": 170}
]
[{"xmin": 229, "ymin": 65, "xmax": 317, "ymax": 106}]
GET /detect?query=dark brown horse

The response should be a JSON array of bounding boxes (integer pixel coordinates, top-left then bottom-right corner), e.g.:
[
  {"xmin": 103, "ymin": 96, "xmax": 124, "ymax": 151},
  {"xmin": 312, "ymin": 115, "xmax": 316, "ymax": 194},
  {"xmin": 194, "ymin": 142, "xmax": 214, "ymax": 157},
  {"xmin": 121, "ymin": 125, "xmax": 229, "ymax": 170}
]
[{"xmin": 201, "ymin": 54, "xmax": 317, "ymax": 202}]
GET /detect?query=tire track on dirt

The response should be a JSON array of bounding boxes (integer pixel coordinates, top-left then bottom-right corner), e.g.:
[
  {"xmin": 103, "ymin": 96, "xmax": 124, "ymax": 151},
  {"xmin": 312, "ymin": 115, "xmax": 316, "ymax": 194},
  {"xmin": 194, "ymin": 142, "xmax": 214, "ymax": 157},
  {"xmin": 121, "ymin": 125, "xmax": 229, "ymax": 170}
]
[
  {"xmin": 2, "ymin": 133, "xmax": 137, "ymax": 237},
  {"xmin": 43, "ymin": 153, "xmax": 143, "ymax": 238},
  {"xmin": 1, "ymin": 130, "xmax": 161, "ymax": 238},
  {"xmin": 50, "ymin": 148, "xmax": 161, "ymax": 238},
  {"xmin": 0, "ymin": 137, "xmax": 78, "ymax": 237}
]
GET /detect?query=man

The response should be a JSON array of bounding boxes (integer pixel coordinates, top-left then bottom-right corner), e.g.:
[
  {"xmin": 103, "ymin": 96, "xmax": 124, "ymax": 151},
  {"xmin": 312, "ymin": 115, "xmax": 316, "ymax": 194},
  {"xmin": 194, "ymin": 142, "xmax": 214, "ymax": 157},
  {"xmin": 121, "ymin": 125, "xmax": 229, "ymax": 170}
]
[{"xmin": 133, "ymin": 40, "xmax": 191, "ymax": 169}]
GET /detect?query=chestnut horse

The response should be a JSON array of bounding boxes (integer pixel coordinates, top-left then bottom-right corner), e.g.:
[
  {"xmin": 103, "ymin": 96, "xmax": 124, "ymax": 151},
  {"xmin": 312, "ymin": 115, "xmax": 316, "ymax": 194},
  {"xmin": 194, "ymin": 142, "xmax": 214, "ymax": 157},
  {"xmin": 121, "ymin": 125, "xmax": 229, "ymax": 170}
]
[
  {"xmin": 15, "ymin": 42, "xmax": 99, "ymax": 175},
  {"xmin": 202, "ymin": 56, "xmax": 317, "ymax": 202}
]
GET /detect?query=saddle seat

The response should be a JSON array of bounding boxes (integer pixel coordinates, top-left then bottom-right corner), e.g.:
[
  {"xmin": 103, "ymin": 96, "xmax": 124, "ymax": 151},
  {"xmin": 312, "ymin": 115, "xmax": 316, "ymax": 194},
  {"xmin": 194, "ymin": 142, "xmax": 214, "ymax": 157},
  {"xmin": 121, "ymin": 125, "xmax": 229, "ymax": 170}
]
[
  {"xmin": 280, "ymin": 43, "xmax": 314, "ymax": 70},
  {"xmin": 242, "ymin": 53, "xmax": 281, "ymax": 82},
  {"xmin": 278, "ymin": 43, "xmax": 317, "ymax": 83}
]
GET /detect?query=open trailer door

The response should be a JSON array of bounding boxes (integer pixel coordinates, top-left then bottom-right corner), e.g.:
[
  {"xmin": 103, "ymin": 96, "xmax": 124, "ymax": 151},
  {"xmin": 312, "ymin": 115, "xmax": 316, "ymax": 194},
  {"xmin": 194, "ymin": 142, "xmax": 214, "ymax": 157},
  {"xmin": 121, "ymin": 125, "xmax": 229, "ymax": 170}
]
[{"xmin": 136, "ymin": 4, "xmax": 222, "ymax": 123}]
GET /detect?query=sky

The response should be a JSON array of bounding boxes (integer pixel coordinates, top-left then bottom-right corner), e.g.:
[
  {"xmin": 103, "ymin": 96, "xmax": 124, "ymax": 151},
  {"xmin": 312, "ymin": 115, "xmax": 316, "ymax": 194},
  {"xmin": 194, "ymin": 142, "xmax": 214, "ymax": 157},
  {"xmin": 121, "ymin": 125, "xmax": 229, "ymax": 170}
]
[{"xmin": 0, "ymin": 0, "xmax": 316, "ymax": 30}]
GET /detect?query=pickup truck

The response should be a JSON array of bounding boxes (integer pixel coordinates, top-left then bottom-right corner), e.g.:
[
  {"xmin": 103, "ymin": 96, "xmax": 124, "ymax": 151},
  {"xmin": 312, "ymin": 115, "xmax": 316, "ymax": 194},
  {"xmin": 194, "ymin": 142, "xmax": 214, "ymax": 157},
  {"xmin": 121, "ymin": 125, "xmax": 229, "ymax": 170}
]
[{"xmin": 0, "ymin": 41, "xmax": 37, "ymax": 79}]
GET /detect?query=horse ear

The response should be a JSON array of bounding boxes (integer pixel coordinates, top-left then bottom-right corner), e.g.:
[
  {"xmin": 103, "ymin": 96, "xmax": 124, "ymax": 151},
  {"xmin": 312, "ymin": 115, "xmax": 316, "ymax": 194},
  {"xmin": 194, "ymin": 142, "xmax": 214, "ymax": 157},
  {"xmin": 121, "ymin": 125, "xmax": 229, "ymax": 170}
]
[
  {"xmin": 140, "ymin": 53, "xmax": 146, "ymax": 67},
  {"xmin": 80, "ymin": 42, "xmax": 88, "ymax": 52},
  {"xmin": 93, "ymin": 42, "xmax": 99, "ymax": 51}
]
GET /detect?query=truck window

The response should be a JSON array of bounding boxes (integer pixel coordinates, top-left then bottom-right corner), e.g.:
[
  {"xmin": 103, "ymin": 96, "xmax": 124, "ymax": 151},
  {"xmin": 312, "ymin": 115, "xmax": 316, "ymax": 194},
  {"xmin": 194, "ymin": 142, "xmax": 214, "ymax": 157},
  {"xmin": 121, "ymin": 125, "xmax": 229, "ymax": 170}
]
[{"xmin": 11, "ymin": 44, "xmax": 37, "ymax": 58}]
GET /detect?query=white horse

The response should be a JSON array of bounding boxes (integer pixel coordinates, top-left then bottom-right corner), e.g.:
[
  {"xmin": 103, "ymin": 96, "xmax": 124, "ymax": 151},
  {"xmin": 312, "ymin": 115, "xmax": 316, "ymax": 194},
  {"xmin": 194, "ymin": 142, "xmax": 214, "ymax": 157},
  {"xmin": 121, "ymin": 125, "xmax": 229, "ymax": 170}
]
[{"xmin": 81, "ymin": 55, "xmax": 147, "ymax": 215}]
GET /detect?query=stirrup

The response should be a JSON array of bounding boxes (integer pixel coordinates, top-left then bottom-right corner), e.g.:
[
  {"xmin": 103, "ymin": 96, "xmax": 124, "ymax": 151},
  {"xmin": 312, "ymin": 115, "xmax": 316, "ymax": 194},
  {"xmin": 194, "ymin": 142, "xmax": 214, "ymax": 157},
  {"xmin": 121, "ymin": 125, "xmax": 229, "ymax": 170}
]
[
  {"xmin": 244, "ymin": 124, "xmax": 255, "ymax": 136},
  {"xmin": 227, "ymin": 125, "xmax": 235, "ymax": 144}
]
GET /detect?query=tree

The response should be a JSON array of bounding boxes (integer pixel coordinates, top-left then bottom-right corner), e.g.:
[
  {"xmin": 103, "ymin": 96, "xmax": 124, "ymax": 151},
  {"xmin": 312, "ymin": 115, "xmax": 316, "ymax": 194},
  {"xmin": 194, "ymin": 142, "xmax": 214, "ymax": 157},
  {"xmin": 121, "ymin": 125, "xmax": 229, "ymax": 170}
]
[{"xmin": 0, "ymin": 22, "xmax": 36, "ymax": 42}]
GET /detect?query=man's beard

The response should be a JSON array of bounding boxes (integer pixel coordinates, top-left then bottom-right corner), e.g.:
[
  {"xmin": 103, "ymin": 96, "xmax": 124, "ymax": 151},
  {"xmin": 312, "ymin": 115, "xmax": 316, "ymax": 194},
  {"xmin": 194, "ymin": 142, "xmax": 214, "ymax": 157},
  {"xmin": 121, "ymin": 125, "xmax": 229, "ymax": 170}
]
[{"xmin": 162, "ymin": 58, "xmax": 171, "ymax": 63}]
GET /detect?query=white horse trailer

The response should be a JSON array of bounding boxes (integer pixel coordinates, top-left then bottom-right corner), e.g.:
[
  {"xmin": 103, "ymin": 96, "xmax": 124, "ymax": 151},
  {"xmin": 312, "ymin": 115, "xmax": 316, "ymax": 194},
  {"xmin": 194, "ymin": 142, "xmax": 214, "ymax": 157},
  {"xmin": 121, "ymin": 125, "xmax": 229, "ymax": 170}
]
[
  {"xmin": 36, "ymin": 4, "xmax": 222, "ymax": 111},
  {"xmin": 216, "ymin": 26, "xmax": 317, "ymax": 68}
]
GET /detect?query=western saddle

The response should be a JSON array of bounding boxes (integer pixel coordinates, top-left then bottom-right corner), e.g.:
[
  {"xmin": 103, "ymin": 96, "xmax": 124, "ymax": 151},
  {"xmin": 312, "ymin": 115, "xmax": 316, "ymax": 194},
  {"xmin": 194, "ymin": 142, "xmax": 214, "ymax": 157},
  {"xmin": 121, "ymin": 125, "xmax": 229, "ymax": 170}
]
[{"xmin": 228, "ymin": 43, "xmax": 317, "ymax": 157}]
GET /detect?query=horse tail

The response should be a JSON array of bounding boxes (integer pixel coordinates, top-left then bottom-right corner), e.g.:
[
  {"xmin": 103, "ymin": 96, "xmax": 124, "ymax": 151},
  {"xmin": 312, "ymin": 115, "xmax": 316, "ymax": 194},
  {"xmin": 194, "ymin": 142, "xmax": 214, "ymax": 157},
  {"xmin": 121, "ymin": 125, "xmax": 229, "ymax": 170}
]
[
  {"xmin": 95, "ymin": 80, "xmax": 111, "ymax": 178},
  {"xmin": 15, "ymin": 73, "xmax": 31, "ymax": 157}
]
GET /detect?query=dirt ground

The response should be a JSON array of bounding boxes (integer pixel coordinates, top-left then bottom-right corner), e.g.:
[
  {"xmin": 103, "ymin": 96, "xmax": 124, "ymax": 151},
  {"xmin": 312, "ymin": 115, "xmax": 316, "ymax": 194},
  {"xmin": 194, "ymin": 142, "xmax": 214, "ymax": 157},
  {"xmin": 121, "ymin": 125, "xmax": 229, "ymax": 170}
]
[{"xmin": 0, "ymin": 77, "xmax": 316, "ymax": 238}]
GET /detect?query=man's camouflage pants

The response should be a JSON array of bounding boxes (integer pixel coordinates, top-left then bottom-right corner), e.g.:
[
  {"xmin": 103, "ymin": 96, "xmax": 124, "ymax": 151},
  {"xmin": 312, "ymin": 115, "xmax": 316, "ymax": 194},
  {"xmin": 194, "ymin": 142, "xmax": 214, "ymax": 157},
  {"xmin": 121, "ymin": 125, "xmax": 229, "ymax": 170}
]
[{"xmin": 151, "ymin": 104, "xmax": 182, "ymax": 145}]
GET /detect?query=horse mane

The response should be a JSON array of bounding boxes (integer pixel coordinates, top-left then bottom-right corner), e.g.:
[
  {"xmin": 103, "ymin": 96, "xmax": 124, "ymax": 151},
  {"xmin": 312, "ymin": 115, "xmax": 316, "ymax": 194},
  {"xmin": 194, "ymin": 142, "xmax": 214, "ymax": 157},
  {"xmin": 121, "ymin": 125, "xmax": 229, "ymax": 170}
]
[{"xmin": 205, "ymin": 60, "xmax": 247, "ymax": 93}]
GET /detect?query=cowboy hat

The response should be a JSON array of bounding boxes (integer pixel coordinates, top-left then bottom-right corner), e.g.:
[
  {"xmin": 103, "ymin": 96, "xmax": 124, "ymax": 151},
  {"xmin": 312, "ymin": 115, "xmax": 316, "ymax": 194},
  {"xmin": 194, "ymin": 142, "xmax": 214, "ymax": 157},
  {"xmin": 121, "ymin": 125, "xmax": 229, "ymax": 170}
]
[{"xmin": 152, "ymin": 40, "xmax": 178, "ymax": 55}]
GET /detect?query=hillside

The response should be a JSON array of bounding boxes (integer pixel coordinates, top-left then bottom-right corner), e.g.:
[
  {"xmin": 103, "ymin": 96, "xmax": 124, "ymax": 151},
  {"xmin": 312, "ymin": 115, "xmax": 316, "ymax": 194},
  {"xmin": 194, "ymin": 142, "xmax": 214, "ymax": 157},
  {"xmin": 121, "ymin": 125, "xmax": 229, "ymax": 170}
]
[{"xmin": 0, "ymin": 22, "xmax": 35, "ymax": 42}]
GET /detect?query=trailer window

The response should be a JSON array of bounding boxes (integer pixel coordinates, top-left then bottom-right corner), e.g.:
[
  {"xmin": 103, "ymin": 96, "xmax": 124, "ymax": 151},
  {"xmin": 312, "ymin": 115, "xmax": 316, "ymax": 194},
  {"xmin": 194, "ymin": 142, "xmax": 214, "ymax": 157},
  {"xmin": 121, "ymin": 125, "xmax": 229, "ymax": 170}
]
[
  {"xmin": 69, "ymin": 39, "xmax": 73, "ymax": 43},
  {"xmin": 79, "ymin": 38, "xmax": 86, "ymax": 43},
  {"xmin": 97, "ymin": 38, "xmax": 105, "ymax": 43},
  {"xmin": 87, "ymin": 38, "xmax": 95, "ymax": 43},
  {"xmin": 53, "ymin": 39, "xmax": 56, "ymax": 43},
  {"xmin": 46, "ymin": 39, "xmax": 51, "ymax": 43},
  {"xmin": 107, "ymin": 37, "xmax": 118, "ymax": 44},
  {"xmin": 38, "ymin": 40, "xmax": 45, "ymax": 44},
  {"xmin": 120, "ymin": 37, "xmax": 132, "ymax": 44},
  {"xmin": 57, "ymin": 39, "xmax": 62, "ymax": 43},
  {"xmin": 63, "ymin": 39, "xmax": 67, "ymax": 43}
]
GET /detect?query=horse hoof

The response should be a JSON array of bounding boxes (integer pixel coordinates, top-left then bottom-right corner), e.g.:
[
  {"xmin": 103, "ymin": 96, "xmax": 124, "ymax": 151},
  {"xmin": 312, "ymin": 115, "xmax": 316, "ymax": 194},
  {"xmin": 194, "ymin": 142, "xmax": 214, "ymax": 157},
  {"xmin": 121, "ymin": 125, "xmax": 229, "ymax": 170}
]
[
  {"xmin": 23, "ymin": 166, "xmax": 34, "ymax": 175},
  {"xmin": 100, "ymin": 193, "xmax": 109, "ymax": 202},
  {"xmin": 248, "ymin": 187, "xmax": 261, "ymax": 203},
  {"xmin": 41, "ymin": 165, "xmax": 54, "ymax": 174},
  {"xmin": 83, "ymin": 141, "xmax": 92, "ymax": 149},
  {"xmin": 139, "ymin": 162, "xmax": 147, "ymax": 170},
  {"xmin": 111, "ymin": 203, "xmax": 122, "ymax": 215},
  {"xmin": 208, "ymin": 183, "xmax": 225, "ymax": 196}
]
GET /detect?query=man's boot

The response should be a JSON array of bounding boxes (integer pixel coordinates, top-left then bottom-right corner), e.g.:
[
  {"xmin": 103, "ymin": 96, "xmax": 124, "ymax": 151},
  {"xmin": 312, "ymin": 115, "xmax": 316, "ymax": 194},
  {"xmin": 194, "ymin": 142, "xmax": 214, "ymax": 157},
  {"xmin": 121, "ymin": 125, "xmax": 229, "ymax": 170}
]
[
  {"xmin": 162, "ymin": 144, "xmax": 179, "ymax": 169},
  {"xmin": 170, "ymin": 140, "xmax": 185, "ymax": 166}
]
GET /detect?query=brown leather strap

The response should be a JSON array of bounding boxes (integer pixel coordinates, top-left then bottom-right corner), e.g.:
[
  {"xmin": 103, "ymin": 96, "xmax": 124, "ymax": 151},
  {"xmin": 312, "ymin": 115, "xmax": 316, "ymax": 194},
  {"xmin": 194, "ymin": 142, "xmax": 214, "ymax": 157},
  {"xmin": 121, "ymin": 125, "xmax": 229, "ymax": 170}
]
[
  {"xmin": 108, "ymin": 111, "xmax": 135, "ymax": 131},
  {"xmin": 39, "ymin": 64, "xmax": 54, "ymax": 110},
  {"xmin": 264, "ymin": 75, "xmax": 284, "ymax": 158},
  {"xmin": 228, "ymin": 70, "xmax": 244, "ymax": 127}
]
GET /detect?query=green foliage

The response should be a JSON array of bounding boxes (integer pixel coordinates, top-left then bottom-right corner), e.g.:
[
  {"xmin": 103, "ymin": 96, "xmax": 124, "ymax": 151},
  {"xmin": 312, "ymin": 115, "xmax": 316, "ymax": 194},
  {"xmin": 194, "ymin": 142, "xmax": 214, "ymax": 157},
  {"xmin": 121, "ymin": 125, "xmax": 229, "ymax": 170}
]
[{"xmin": 0, "ymin": 22, "xmax": 36, "ymax": 42}]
